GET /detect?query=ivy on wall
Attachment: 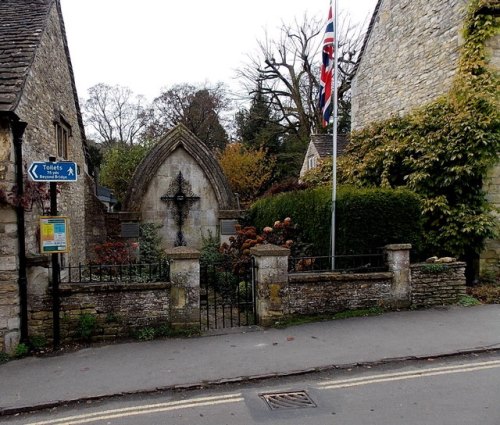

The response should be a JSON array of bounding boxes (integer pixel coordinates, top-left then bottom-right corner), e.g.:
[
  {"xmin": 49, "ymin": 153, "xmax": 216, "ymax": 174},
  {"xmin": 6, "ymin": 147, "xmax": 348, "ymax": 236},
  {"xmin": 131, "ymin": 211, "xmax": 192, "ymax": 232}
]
[{"xmin": 339, "ymin": 0, "xmax": 500, "ymax": 257}]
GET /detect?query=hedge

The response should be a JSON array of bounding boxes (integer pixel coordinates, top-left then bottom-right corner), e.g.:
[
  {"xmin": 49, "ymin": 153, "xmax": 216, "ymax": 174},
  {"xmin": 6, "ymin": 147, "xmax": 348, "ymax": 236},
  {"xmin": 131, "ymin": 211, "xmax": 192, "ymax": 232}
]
[{"xmin": 248, "ymin": 186, "xmax": 422, "ymax": 256}]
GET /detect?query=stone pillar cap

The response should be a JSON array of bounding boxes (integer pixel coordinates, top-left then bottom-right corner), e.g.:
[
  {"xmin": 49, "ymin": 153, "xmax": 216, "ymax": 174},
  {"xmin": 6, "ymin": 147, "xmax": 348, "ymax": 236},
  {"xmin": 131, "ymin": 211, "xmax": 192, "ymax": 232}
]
[
  {"xmin": 250, "ymin": 243, "xmax": 290, "ymax": 257},
  {"xmin": 385, "ymin": 244, "xmax": 412, "ymax": 251},
  {"xmin": 165, "ymin": 246, "xmax": 200, "ymax": 259}
]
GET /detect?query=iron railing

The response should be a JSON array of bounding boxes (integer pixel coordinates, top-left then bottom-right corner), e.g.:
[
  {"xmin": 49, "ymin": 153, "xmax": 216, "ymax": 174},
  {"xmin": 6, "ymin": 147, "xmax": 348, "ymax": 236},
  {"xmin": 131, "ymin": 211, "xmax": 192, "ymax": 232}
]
[
  {"xmin": 289, "ymin": 252, "xmax": 387, "ymax": 274},
  {"xmin": 53, "ymin": 259, "xmax": 170, "ymax": 284},
  {"xmin": 200, "ymin": 258, "xmax": 256, "ymax": 330}
]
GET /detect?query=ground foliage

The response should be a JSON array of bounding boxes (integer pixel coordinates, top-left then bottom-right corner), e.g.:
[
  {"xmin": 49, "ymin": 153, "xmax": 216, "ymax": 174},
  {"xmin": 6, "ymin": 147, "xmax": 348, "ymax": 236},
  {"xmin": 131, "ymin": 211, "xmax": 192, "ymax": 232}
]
[{"xmin": 338, "ymin": 0, "xmax": 499, "ymax": 258}]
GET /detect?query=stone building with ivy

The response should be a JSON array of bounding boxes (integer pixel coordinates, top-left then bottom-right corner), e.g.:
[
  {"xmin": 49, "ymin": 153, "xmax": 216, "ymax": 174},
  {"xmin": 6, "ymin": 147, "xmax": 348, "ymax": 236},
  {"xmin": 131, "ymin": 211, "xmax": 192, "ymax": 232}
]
[
  {"xmin": 0, "ymin": 0, "xmax": 102, "ymax": 353},
  {"xmin": 350, "ymin": 0, "xmax": 499, "ymax": 280}
]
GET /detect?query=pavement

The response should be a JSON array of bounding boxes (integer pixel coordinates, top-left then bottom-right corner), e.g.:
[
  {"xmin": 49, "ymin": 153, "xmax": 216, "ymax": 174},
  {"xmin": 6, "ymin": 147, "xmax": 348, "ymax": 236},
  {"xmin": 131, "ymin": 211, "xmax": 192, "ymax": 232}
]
[{"xmin": 1, "ymin": 304, "xmax": 500, "ymax": 415}]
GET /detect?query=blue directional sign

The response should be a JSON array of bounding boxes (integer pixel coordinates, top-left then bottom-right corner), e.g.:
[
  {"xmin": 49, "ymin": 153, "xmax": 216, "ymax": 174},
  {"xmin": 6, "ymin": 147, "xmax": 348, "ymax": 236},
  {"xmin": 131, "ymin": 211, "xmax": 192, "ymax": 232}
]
[{"xmin": 28, "ymin": 161, "xmax": 78, "ymax": 182}]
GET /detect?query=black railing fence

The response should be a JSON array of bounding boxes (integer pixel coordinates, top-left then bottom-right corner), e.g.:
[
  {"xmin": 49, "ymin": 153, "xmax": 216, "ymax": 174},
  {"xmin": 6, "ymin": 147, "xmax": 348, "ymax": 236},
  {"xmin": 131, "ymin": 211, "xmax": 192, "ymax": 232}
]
[
  {"xmin": 52, "ymin": 259, "xmax": 170, "ymax": 284},
  {"xmin": 200, "ymin": 258, "xmax": 256, "ymax": 330},
  {"xmin": 289, "ymin": 251, "xmax": 387, "ymax": 274}
]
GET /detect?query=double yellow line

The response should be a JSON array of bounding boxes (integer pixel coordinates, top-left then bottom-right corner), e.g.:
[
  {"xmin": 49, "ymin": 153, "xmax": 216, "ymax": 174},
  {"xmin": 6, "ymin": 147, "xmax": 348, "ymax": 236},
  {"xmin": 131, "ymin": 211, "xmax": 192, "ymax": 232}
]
[
  {"xmin": 27, "ymin": 393, "xmax": 244, "ymax": 425},
  {"xmin": 317, "ymin": 359, "xmax": 500, "ymax": 390}
]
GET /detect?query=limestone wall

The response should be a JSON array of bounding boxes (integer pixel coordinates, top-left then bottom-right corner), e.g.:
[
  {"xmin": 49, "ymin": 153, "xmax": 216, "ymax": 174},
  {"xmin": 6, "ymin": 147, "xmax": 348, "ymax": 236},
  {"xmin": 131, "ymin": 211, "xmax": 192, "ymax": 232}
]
[
  {"xmin": 411, "ymin": 263, "xmax": 467, "ymax": 307},
  {"xmin": 0, "ymin": 119, "xmax": 19, "ymax": 353},
  {"xmin": 286, "ymin": 273, "xmax": 393, "ymax": 315},
  {"xmin": 28, "ymin": 278, "xmax": 171, "ymax": 343},
  {"xmin": 352, "ymin": 0, "xmax": 467, "ymax": 130},
  {"xmin": 480, "ymin": 34, "xmax": 500, "ymax": 280},
  {"xmin": 0, "ymin": 206, "xmax": 19, "ymax": 353},
  {"xmin": 15, "ymin": 4, "xmax": 88, "ymax": 265}
]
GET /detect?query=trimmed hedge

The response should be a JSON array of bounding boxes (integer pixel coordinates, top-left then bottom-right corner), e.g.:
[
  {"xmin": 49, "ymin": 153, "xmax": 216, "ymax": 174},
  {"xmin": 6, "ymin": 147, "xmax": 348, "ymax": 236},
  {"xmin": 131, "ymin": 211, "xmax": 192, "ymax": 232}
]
[{"xmin": 248, "ymin": 186, "xmax": 422, "ymax": 256}]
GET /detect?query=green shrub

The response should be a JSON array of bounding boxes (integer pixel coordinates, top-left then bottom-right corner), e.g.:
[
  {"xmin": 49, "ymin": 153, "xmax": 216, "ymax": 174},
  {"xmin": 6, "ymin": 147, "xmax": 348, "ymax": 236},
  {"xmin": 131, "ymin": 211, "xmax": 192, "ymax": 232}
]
[
  {"xmin": 139, "ymin": 223, "xmax": 165, "ymax": 263},
  {"xmin": 0, "ymin": 351, "xmax": 9, "ymax": 363},
  {"xmin": 135, "ymin": 327, "xmax": 156, "ymax": 341},
  {"xmin": 29, "ymin": 335, "xmax": 47, "ymax": 351},
  {"xmin": 248, "ymin": 185, "xmax": 422, "ymax": 256},
  {"xmin": 77, "ymin": 313, "xmax": 98, "ymax": 341},
  {"xmin": 14, "ymin": 343, "xmax": 29, "ymax": 358}
]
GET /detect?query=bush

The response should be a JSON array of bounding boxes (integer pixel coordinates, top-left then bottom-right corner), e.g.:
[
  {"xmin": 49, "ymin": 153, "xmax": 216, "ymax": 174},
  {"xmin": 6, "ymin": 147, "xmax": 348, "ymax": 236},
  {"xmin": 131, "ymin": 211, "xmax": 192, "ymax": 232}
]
[
  {"xmin": 248, "ymin": 185, "xmax": 422, "ymax": 256},
  {"xmin": 77, "ymin": 313, "xmax": 98, "ymax": 341}
]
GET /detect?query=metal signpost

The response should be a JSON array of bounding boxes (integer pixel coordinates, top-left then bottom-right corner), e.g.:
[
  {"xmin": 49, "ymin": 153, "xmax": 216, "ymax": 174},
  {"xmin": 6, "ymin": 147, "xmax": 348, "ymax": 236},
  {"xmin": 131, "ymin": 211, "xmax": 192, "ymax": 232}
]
[{"xmin": 30, "ymin": 158, "xmax": 77, "ymax": 349}]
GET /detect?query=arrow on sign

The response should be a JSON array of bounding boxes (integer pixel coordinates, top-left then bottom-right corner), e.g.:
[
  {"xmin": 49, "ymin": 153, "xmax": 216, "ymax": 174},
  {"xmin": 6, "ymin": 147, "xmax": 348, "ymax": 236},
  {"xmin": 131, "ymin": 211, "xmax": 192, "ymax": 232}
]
[
  {"xmin": 30, "ymin": 164, "xmax": 39, "ymax": 179},
  {"xmin": 28, "ymin": 161, "xmax": 78, "ymax": 182}
]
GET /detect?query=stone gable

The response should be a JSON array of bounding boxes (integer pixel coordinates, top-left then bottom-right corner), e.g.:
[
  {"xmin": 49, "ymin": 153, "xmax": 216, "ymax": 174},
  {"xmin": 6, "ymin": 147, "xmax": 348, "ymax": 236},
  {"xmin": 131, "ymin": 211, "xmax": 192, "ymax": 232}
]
[
  {"xmin": 352, "ymin": 0, "xmax": 467, "ymax": 130},
  {"xmin": 125, "ymin": 125, "xmax": 238, "ymax": 250}
]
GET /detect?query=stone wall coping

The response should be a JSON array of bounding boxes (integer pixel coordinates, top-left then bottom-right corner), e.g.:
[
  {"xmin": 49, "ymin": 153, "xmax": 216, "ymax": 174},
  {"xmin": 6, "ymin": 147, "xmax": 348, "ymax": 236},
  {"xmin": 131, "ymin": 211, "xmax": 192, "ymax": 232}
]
[
  {"xmin": 165, "ymin": 246, "xmax": 201, "ymax": 259},
  {"xmin": 289, "ymin": 271, "xmax": 393, "ymax": 283},
  {"xmin": 385, "ymin": 244, "xmax": 412, "ymax": 251},
  {"xmin": 58, "ymin": 282, "xmax": 170, "ymax": 294},
  {"xmin": 411, "ymin": 262, "xmax": 466, "ymax": 269},
  {"xmin": 250, "ymin": 243, "xmax": 290, "ymax": 257}
]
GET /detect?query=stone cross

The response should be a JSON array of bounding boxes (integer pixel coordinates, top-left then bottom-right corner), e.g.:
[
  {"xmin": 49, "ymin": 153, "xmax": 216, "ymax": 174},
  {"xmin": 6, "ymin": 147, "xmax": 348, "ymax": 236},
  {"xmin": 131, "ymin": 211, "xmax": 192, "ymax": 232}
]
[{"xmin": 161, "ymin": 171, "xmax": 200, "ymax": 246}]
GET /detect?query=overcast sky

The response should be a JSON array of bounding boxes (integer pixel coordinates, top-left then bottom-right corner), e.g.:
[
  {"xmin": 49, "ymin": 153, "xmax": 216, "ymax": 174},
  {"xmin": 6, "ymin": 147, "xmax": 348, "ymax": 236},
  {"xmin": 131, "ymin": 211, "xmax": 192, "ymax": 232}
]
[{"xmin": 60, "ymin": 0, "xmax": 378, "ymax": 102}]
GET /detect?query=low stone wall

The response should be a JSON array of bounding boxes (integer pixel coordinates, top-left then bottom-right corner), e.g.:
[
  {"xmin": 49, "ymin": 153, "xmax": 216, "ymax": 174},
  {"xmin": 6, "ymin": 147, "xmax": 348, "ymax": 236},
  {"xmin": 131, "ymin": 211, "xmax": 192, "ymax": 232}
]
[
  {"xmin": 28, "ymin": 277, "xmax": 170, "ymax": 343},
  {"xmin": 411, "ymin": 262, "xmax": 467, "ymax": 308},
  {"xmin": 286, "ymin": 272, "xmax": 393, "ymax": 315}
]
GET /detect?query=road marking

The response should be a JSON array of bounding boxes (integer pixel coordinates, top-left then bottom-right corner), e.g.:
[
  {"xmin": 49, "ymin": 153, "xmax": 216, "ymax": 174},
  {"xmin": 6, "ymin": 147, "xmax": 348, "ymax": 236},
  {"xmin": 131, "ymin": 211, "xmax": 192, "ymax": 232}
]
[
  {"xmin": 317, "ymin": 359, "xmax": 500, "ymax": 390},
  {"xmin": 26, "ymin": 393, "xmax": 244, "ymax": 425}
]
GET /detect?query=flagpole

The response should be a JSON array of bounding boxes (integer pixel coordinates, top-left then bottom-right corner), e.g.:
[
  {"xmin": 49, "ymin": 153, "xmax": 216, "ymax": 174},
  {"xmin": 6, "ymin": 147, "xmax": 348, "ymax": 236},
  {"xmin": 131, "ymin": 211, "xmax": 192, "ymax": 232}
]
[{"xmin": 330, "ymin": 0, "xmax": 339, "ymax": 271}]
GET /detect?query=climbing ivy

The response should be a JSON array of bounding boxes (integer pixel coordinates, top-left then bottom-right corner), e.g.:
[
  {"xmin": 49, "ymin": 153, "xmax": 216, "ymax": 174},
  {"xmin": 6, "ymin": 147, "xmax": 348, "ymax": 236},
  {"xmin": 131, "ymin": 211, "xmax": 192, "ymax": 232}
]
[{"xmin": 339, "ymin": 0, "xmax": 500, "ymax": 257}]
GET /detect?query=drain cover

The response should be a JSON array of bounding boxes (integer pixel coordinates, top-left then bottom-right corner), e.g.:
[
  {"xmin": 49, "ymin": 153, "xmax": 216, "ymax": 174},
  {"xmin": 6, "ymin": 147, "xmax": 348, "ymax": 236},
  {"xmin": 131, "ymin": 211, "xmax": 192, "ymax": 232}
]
[{"xmin": 260, "ymin": 391, "xmax": 317, "ymax": 410}]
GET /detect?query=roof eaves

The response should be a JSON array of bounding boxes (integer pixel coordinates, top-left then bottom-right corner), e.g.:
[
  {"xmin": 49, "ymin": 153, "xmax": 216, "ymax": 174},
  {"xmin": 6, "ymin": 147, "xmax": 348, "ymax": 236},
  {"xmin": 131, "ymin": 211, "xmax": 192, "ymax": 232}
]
[
  {"xmin": 352, "ymin": 0, "xmax": 383, "ymax": 77},
  {"xmin": 9, "ymin": 0, "xmax": 55, "ymax": 112}
]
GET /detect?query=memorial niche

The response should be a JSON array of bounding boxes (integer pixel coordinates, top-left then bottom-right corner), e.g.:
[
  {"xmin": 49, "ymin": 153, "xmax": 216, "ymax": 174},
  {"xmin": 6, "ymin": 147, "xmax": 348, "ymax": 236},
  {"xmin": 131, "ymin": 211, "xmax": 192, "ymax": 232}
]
[{"xmin": 124, "ymin": 124, "xmax": 239, "ymax": 250}]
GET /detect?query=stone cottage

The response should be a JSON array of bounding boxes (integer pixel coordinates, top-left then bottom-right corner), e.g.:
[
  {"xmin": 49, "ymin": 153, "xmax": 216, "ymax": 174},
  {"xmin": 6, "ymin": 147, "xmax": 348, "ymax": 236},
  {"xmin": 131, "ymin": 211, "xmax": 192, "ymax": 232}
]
[
  {"xmin": 0, "ymin": 0, "xmax": 100, "ymax": 353},
  {"xmin": 299, "ymin": 134, "xmax": 348, "ymax": 179},
  {"xmin": 351, "ymin": 0, "xmax": 499, "ymax": 277},
  {"xmin": 125, "ymin": 124, "xmax": 239, "ymax": 250}
]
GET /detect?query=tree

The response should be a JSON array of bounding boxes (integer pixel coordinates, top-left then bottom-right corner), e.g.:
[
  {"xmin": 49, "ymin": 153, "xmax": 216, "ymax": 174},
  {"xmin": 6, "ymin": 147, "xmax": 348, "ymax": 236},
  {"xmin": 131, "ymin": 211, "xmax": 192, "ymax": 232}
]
[
  {"xmin": 238, "ymin": 14, "xmax": 364, "ymax": 141},
  {"xmin": 82, "ymin": 83, "xmax": 150, "ymax": 147},
  {"xmin": 146, "ymin": 83, "xmax": 230, "ymax": 151},
  {"xmin": 217, "ymin": 143, "xmax": 275, "ymax": 205},
  {"xmin": 235, "ymin": 83, "xmax": 282, "ymax": 154},
  {"xmin": 99, "ymin": 143, "xmax": 151, "ymax": 205}
]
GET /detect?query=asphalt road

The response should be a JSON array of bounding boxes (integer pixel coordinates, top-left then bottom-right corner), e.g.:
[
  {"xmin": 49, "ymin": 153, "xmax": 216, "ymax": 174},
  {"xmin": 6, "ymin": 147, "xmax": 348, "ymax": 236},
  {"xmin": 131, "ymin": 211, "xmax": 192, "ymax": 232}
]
[{"xmin": 4, "ymin": 351, "xmax": 500, "ymax": 425}]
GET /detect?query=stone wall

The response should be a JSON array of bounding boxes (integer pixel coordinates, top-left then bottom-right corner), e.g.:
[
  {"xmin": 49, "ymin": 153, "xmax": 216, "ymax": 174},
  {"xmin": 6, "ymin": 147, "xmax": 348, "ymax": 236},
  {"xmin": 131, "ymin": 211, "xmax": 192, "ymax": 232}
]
[
  {"xmin": 286, "ymin": 273, "xmax": 393, "ymax": 315},
  {"xmin": 352, "ymin": 0, "xmax": 467, "ymax": 130},
  {"xmin": 480, "ymin": 34, "xmax": 500, "ymax": 280},
  {"xmin": 15, "ymin": 4, "xmax": 88, "ymax": 266},
  {"xmin": 0, "ymin": 204, "xmax": 19, "ymax": 353},
  {"xmin": 411, "ymin": 263, "xmax": 467, "ymax": 307},
  {"xmin": 28, "ymin": 275, "xmax": 170, "ymax": 343},
  {"xmin": 84, "ymin": 174, "xmax": 107, "ymax": 261}
]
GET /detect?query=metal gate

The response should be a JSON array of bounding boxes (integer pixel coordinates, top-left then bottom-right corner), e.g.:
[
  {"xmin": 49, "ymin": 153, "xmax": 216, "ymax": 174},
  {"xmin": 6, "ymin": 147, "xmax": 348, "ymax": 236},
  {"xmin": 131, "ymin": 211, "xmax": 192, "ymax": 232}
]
[{"xmin": 200, "ymin": 258, "xmax": 256, "ymax": 330}]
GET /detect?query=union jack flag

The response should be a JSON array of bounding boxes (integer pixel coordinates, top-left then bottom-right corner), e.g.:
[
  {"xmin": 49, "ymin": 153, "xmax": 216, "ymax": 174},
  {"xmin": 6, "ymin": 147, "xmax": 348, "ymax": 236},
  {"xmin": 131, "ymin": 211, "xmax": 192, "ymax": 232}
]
[{"xmin": 319, "ymin": 0, "xmax": 335, "ymax": 127}]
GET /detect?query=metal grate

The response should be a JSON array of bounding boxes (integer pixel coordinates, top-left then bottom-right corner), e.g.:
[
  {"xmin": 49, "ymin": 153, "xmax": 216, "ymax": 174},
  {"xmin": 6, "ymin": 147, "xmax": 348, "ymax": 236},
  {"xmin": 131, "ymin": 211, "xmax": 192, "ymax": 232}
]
[{"xmin": 260, "ymin": 391, "xmax": 317, "ymax": 410}]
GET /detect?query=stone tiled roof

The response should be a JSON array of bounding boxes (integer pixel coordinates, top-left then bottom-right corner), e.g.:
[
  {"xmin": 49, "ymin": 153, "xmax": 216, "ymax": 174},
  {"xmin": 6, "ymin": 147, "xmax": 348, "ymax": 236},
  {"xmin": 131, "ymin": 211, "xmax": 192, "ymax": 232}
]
[
  {"xmin": 0, "ymin": 0, "xmax": 53, "ymax": 112},
  {"xmin": 311, "ymin": 133, "xmax": 348, "ymax": 158}
]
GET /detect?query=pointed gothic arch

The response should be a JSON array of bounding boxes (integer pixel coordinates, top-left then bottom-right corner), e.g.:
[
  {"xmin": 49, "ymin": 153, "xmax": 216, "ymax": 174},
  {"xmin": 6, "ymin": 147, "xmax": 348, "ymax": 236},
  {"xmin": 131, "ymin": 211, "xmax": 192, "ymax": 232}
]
[{"xmin": 125, "ymin": 124, "xmax": 236, "ymax": 212}]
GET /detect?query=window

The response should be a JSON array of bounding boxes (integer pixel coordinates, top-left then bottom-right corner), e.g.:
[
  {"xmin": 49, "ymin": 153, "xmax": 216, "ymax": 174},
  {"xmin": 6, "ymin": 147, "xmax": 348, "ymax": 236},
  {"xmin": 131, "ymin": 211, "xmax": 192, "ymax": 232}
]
[
  {"xmin": 54, "ymin": 117, "xmax": 71, "ymax": 159},
  {"xmin": 308, "ymin": 155, "xmax": 316, "ymax": 170}
]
